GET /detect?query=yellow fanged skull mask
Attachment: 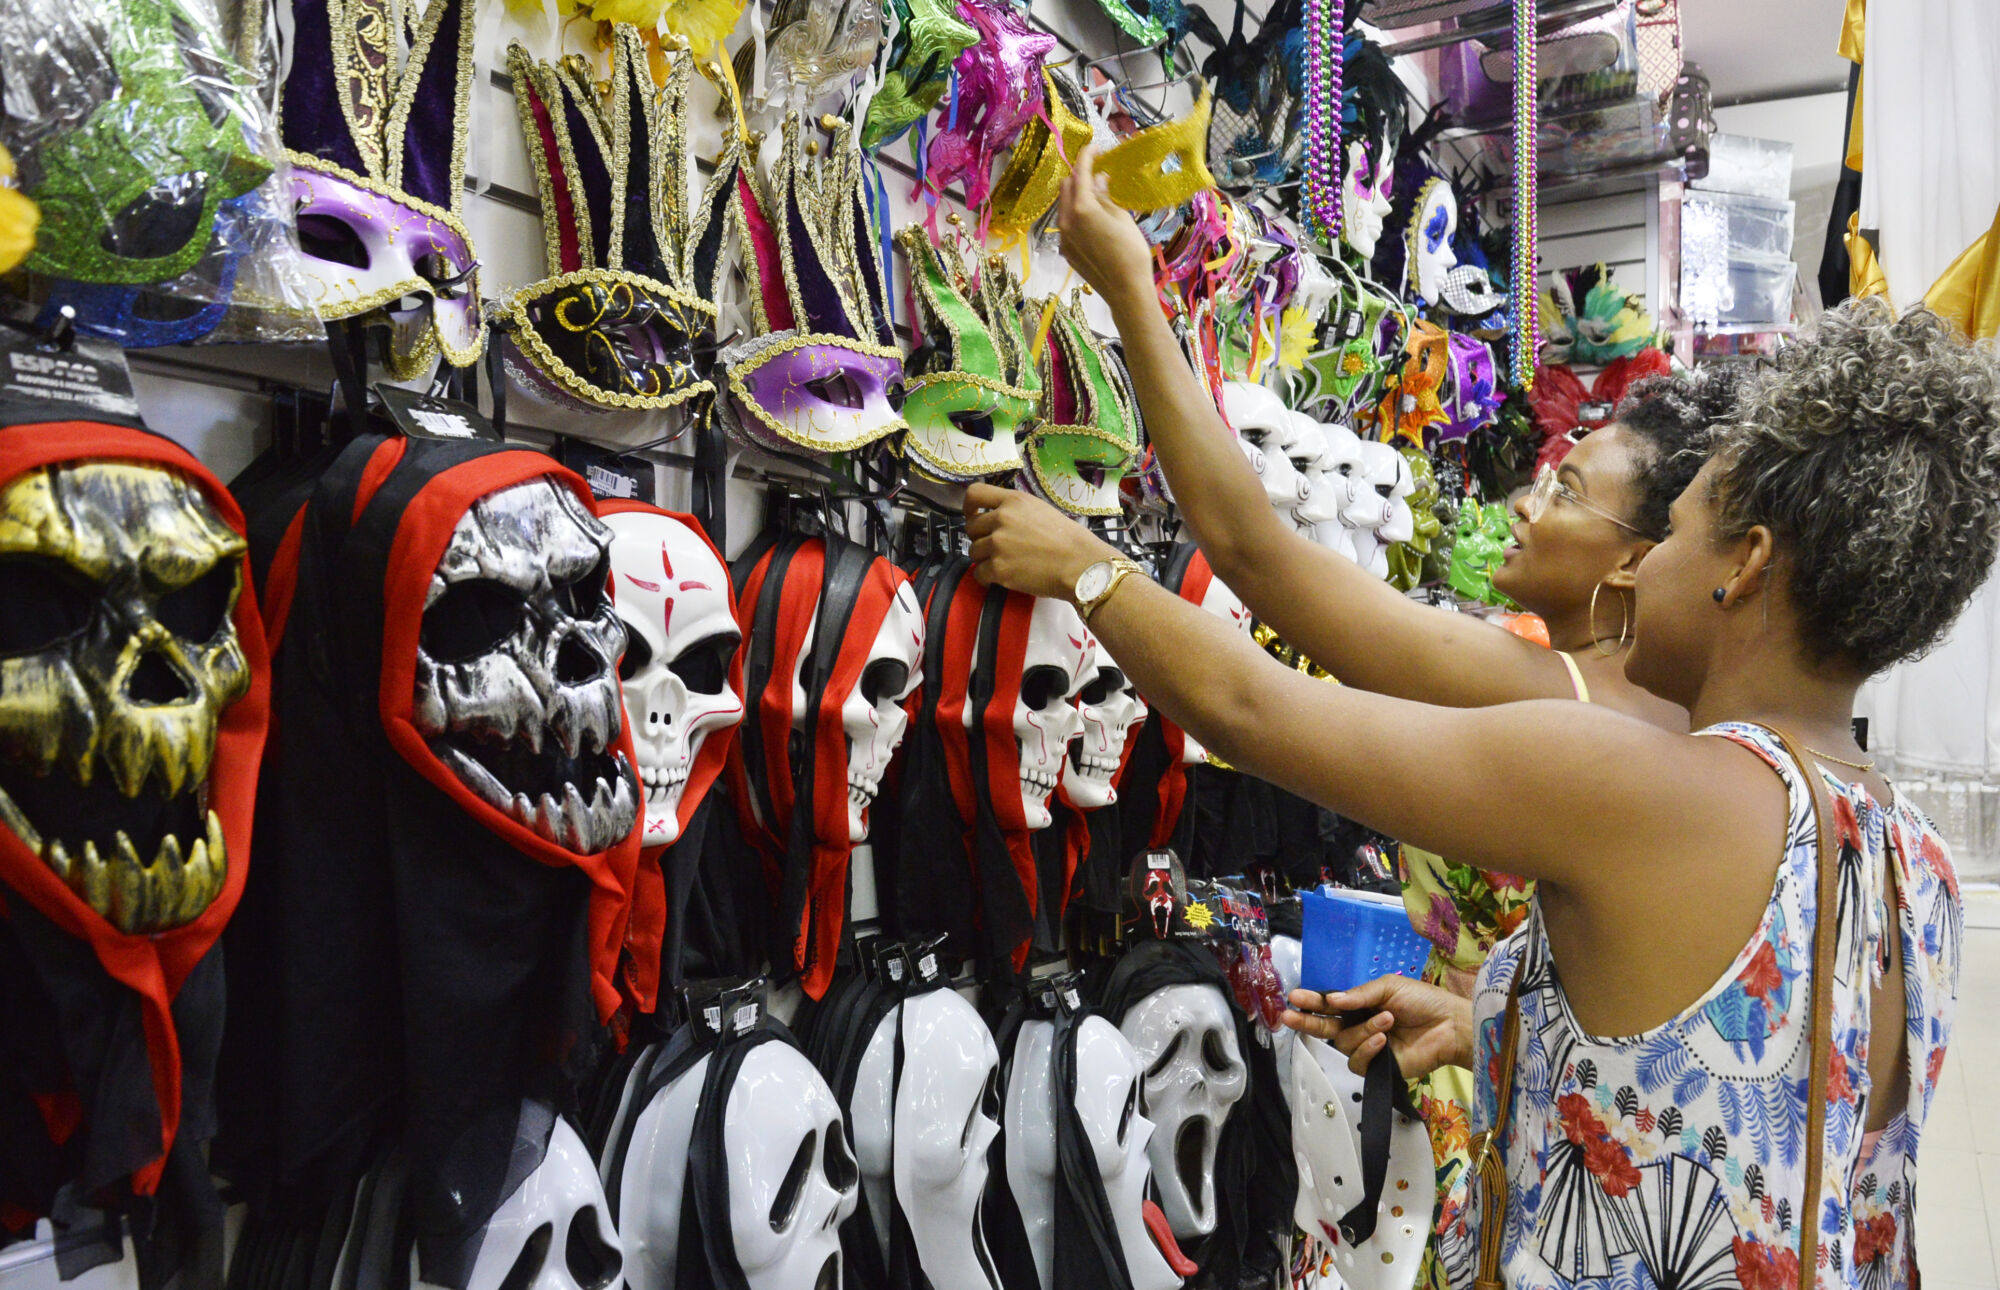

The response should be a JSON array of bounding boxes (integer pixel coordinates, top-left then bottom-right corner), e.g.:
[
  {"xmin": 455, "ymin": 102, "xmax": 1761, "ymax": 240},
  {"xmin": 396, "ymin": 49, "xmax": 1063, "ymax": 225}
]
[{"xmin": 0, "ymin": 462, "xmax": 250, "ymax": 933}]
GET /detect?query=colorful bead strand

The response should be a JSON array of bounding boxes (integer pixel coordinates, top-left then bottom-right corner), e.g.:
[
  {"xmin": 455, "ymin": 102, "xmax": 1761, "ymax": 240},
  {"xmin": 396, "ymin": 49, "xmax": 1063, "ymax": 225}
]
[
  {"xmin": 1302, "ymin": 0, "xmax": 1344, "ymax": 245},
  {"xmin": 1511, "ymin": 0, "xmax": 1538, "ymax": 390}
]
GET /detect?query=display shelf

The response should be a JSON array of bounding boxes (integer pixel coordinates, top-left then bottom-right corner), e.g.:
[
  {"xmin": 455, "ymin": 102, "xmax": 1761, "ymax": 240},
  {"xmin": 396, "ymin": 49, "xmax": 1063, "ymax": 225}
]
[{"xmin": 1379, "ymin": 0, "xmax": 1620, "ymax": 57}]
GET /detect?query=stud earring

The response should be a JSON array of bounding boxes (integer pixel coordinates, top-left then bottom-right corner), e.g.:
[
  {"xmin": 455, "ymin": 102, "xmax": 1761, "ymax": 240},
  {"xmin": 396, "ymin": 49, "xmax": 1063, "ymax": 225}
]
[{"xmin": 1712, "ymin": 587, "xmax": 1728, "ymax": 603}]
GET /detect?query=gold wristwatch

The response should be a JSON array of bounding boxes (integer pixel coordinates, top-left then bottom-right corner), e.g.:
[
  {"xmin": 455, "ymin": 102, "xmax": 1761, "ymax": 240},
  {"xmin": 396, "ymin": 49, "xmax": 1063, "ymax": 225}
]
[{"xmin": 1074, "ymin": 557, "xmax": 1145, "ymax": 622}]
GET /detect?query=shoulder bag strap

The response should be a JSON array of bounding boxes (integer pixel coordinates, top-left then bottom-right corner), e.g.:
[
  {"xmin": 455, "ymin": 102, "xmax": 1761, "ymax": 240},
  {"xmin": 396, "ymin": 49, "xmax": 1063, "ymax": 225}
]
[
  {"xmin": 1467, "ymin": 977, "xmax": 1521, "ymax": 1290},
  {"xmin": 1757, "ymin": 725, "xmax": 1841, "ymax": 1290}
]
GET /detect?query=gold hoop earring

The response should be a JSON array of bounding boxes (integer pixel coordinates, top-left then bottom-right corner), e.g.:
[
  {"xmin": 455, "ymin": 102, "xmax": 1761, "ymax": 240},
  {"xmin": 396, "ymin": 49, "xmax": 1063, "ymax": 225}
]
[{"xmin": 1589, "ymin": 582, "xmax": 1631, "ymax": 657}]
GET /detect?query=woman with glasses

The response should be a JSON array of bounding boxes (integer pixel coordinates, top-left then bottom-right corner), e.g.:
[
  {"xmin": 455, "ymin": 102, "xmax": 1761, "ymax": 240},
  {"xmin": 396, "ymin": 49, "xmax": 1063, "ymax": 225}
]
[{"xmin": 970, "ymin": 154, "xmax": 1994, "ymax": 1290}]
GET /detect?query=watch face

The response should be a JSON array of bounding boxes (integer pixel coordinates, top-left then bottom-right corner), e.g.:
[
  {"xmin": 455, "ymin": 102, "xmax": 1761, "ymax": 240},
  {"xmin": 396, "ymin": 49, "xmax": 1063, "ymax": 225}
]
[{"xmin": 1077, "ymin": 561, "xmax": 1113, "ymax": 604}]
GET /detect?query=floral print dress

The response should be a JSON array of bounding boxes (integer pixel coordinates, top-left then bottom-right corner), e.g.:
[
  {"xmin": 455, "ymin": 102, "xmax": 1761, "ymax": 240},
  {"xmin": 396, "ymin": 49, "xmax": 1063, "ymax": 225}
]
[{"xmin": 1440, "ymin": 723, "xmax": 1962, "ymax": 1290}]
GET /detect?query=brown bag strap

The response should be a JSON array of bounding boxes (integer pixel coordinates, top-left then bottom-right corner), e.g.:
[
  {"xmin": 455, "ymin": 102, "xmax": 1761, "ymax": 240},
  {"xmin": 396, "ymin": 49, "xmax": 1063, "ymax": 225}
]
[
  {"xmin": 1757, "ymin": 725, "xmax": 1843, "ymax": 1290},
  {"xmin": 1469, "ymin": 724, "xmax": 1843, "ymax": 1290}
]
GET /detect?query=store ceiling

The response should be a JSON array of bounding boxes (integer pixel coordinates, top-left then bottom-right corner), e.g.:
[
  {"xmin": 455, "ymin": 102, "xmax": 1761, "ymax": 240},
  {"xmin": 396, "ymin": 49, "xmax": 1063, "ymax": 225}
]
[{"xmin": 1679, "ymin": 0, "xmax": 1849, "ymax": 106}]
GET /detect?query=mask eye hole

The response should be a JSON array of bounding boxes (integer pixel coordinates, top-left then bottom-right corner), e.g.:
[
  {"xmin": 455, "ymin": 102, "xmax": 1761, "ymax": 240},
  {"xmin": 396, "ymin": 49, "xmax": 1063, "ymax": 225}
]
[
  {"xmin": 770, "ymin": 1129, "xmax": 818, "ymax": 1232},
  {"xmin": 804, "ymin": 371, "xmax": 865, "ymax": 410},
  {"xmin": 296, "ymin": 214, "xmax": 372, "ymax": 269},
  {"xmin": 1078, "ymin": 666, "xmax": 1124, "ymax": 707},
  {"xmin": 1144, "ymin": 1031, "xmax": 1184, "ymax": 1081},
  {"xmin": 554, "ymin": 554, "xmax": 611, "ymax": 620},
  {"xmin": 618, "ymin": 630, "xmax": 653, "ymax": 682},
  {"xmin": 669, "ymin": 631, "xmax": 739, "ymax": 695},
  {"xmin": 0, "ymin": 555, "xmax": 98, "ymax": 655},
  {"xmin": 861, "ymin": 658, "xmax": 910, "ymax": 707},
  {"xmin": 494, "ymin": 1222, "xmax": 553, "ymax": 1290},
  {"xmin": 823, "ymin": 1124, "xmax": 859, "ymax": 1192},
  {"xmin": 102, "ymin": 174, "xmax": 209, "ymax": 261},
  {"xmin": 886, "ymin": 381, "xmax": 907, "ymax": 412},
  {"xmin": 1117, "ymin": 1079, "xmax": 1138, "ymax": 1147},
  {"xmin": 422, "ymin": 578, "xmax": 528, "ymax": 663},
  {"xmin": 1201, "ymin": 1029, "xmax": 1234, "ymax": 1073},
  {"xmin": 564, "ymin": 1209, "xmax": 621, "ymax": 1290},
  {"xmin": 947, "ymin": 411, "xmax": 996, "ymax": 442},
  {"xmin": 154, "ymin": 564, "xmax": 236, "ymax": 643},
  {"xmin": 1019, "ymin": 665, "xmax": 1069, "ymax": 712}
]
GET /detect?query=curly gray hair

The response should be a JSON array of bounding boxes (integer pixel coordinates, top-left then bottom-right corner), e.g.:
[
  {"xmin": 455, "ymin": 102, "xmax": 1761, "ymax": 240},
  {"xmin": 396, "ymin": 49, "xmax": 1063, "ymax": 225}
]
[{"xmin": 1710, "ymin": 298, "xmax": 2000, "ymax": 676}]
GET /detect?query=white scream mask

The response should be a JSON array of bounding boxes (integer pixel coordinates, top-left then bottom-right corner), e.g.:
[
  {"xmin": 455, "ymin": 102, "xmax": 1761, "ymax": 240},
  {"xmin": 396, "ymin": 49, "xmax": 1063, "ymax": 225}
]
[
  {"xmin": 1289, "ymin": 1035, "xmax": 1431, "ymax": 1290},
  {"xmin": 1177, "ymin": 576, "xmax": 1251, "ymax": 767},
  {"xmin": 1268, "ymin": 935, "xmax": 1303, "ymax": 1103},
  {"xmin": 1348, "ymin": 441, "xmax": 1417, "ymax": 580},
  {"xmin": 984, "ymin": 597, "xmax": 1090, "ymax": 830},
  {"xmin": 1222, "ymin": 382, "xmax": 1308, "ymax": 513},
  {"xmin": 1063, "ymin": 629, "xmax": 1148, "ymax": 811},
  {"xmin": 726, "ymin": 1041, "xmax": 860, "ymax": 1290},
  {"xmin": 791, "ymin": 581, "xmax": 926, "ymax": 841},
  {"xmin": 1343, "ymin": 139, "xmax": 1395, "ymax": 262},
  {"xmin": 1117, "ymin": 983, "xmax": 1248, "ymax": 1238},
  {"xmin": 1005, "ymin": 1018, "xmax": 1183, "ymax": 1290},
  {"xmin": 893, "ymin": 988, "xmax": 1005, "ymax": 1290},
  {"xmin": 606, "ymin": 510, "xmax": 744, "ymax": 847},
  {"xmin": 441, "ymin": 1107, "xmax": 622, "ymax": 1290}
]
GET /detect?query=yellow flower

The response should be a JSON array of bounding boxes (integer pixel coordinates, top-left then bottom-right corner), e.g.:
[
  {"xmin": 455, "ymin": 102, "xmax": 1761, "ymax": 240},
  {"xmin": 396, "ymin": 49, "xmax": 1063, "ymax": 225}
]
[{"xmin": 0, "ymin": 145, "xmax": 40, "ymax": 275}]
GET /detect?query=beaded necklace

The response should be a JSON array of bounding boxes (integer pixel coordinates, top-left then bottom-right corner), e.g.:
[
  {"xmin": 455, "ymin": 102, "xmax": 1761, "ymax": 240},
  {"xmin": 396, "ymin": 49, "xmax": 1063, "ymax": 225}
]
[
  {"xmin": 1511, "ymin": 0, "xmax": 1539, "ymax": 390},
  {"xmin": 1302, "ymin": 0, "xmax": 1344, "ymax": 244}
]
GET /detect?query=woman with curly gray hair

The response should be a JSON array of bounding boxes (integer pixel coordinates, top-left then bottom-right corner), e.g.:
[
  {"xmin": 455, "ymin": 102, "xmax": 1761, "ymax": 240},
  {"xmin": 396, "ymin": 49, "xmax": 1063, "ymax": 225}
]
[{"xmin": 961, "ymin": 287, "xmax": 1996, "ymax": 1288}]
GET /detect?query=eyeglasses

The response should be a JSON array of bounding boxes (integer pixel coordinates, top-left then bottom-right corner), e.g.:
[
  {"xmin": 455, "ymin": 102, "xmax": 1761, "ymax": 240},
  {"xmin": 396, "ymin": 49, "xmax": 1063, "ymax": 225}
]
[{"xmin": 1526, "ymin": 463, "xmax": 1646, "ymax": 536}]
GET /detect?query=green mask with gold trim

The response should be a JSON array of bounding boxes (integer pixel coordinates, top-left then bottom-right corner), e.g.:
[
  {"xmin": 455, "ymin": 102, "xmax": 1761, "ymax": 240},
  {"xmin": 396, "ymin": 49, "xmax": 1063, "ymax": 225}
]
[
  {"xmin": 1022, "ymin": 293, "xmax": 1139, "ymax": 517},
  {"xmin": 898, "ymin": 226, "xmax": 1039, "ymax": 483}
]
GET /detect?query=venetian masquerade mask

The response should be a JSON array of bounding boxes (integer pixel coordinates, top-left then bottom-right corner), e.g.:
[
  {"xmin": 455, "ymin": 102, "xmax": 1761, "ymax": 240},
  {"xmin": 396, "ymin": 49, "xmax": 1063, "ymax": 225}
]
[
  {"xmin": 6, "ymin": 0, "xmax": 271, "ymax": 286},
  {"xmin": 1097, "ymin": 86, "xmax": 1218, "ymax": 213},
  {"xmin": 988, "ymin": 69, "xmax": 1093, "ymax": 240},
  {"xmin": 502, "ymin": 34, "xmax": 717, "ymax": 413},
  {"xmin": 761, "ymin": 0, "xmax": 887, "ymax": 110},
  {"xmin": 281, "ymin": 0, "xmax": 483, "ymax": 375},
  {"xmin": 1061, "ymin": 628, "xmax": 1147, "ymax": 812},
  {"xmin": 713, "ymin": 117, "xmax": 908, "ymax": 457},
  {"xmin": 0, "ymin": 417, "xmax": 269, "ymax": 1231},
  {"xmin": 921, "ymin": 0, "xmax": 1056, "ymax": 213},
  {"xmin": 1405, "ymin": 177, "xmax": 1458, "ymax": 305},
  {"xmin": 34, "ymin": 193, "xmax": 248, "ymax": 347},
  {"xmin": 1341, "ymin": 138, "xmax": 1394, "ymax": 261},
  {"xmin": 1298, "ymin": 288, "xmax": 1391, "ymax": 414},
  {"xmin": 726, "ymin": 534, "xmax": 920, "ymax": 999},
  {"xmin": 1438, "ymin": 332, "xmax": 1500, "ymax": 444},
  {"xmin": 859, "ymin": 0, "xmax": 977, "ymax": 149},
  {"xmin": 1288, "ymin": 1036, "xmax": 1430, "ymax": 1290},
  {"xmin": 899, "ymin": 227, "xmax": 1040, "ymax": 482},
  {"xmin": 1023, "ymin": 295, "xmax": 1140, "ymax": 518},
  {"xmin": 602, "ymin": 504, "xmax": 742, "ymax": 849}
]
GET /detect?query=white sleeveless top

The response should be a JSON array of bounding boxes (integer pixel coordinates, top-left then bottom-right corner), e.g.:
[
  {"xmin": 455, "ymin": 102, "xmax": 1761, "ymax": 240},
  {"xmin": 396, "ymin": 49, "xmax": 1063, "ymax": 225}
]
[{"xmin": 1440, "ymin": 723, "xmax": 1963, "ymax": 1290}]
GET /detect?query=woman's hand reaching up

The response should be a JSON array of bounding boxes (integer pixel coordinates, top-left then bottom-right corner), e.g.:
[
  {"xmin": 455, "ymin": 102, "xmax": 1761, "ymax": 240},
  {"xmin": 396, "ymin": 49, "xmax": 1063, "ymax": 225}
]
[{"xmin": 1056, "ymin": 145, "xmax": 1156, "ymax": 313}]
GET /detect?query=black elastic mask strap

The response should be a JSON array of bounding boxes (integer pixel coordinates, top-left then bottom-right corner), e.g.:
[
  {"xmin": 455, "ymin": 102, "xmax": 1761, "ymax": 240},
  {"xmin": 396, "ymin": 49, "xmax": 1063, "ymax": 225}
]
[{"xmin": 1336, "ymin": 1050, "xmax": 1415, "ymax": 1247}]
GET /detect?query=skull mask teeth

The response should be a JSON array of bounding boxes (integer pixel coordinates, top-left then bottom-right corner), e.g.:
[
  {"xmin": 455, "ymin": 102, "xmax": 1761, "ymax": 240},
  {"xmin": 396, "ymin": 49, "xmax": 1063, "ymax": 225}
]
[
  {"xmin": 413, "ymin": 479, "xmax": 638, "ymax": 854},
  {"xmin": 0, "ymin": 462, "xmax": 249, "ymax": 933}
]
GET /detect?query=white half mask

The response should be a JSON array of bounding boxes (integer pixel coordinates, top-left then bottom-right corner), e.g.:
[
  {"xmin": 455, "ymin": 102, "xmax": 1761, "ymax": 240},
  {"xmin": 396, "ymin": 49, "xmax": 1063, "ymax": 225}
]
[
  {"xmin": 606, "ymin": 510, "xmax": 744, "ymax": 847},
  {"xmin": 892, "ymin": 988, "xmax": 1004, "ymax": 1290},
  {"xmin": 1117, "ymin": 984, "xmax": 1248, "ymax": 1238},
  {"xmin": 1287, "ymin": 413, "xmax": 1358, "ymax": 562},
  {"xmin": 1289, "ymin": 1035, "xmax": 1430, "ymax": 1290},
  {"xmin": 1177, "ymin": 576, "xmax": 1251, "ymax": 768},
  {"xmin": 1063, "ymin": 629, "xmax": 1148, "ymax": 811},
  {"xmin": 726, "ymin": 1041, "xmax": 860, "ymax": 1290},
  {"xmin": 1349, "ymin": 442, "xmax": 1418, "ymax": 580},
  {"xmin": 1343, "ymin": 138, "xmax": 1395, "ymax": 262},
  {"xmin": 1410, "ymin": 178, "xmax": 1460, "ymax": 306},
  {"xmin": 1222, "ymin": 382, "xmax": 1308, "ymax": 514},
  {"xmin": 977, "ymin": 597, "xmax": 1090, "ymax": 830},
  {"xmin": 790, "ymin": 580, "xmax": 927, "ymax": 842},
  {"xmin": 438, "ymin": 1108, "xmax": 622, "ymax": 1290},
  {"xmin": 1005, "ymin": 1017, "xmax": 1183, "ymax": 1290}
]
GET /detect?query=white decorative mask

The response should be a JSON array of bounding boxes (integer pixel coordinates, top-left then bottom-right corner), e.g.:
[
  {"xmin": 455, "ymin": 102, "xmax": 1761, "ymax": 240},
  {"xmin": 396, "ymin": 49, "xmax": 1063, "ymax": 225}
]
[
  {"xmin": 727, "ymin": 1041, "xmax": 860, "ymax": 1290},
  {"xmin": 1410, "ymin": 177, "xmax": 1460, "ymax": 306},
  {"xmin": 1343, "ymin": 139, "xmax": 1395, "ymax": 262},
  {"xmin": 1348, "ymin": 442, "xmax": 1417, "ymax": 580},
  {"xmin": 1063, "ymin": 629, "xmax": 1148, "ymax": 811},
  {"xmin": 1222, "ymin": 382, "xmax": 1308, "ymax": 514},
  {"xmin": 1178, "ymin": 577, "xmax": 1251, "ymax": 767},
  {"xmin": 1286, "ymin": 413, "xmax": 1357, "ymax": 561},
  {"xmin": 1289, "ymin": 1034, "xmax": 1431, "ymax": 1290},
  {"xmin": 812, "ymin": 580, "xmax": 925, "ymax": 841},
  {"xmin": 892, "ymin": 988, "xmax": 1005, "ymax": 1290},
  {"xmin": 605, "ymin": 510, "xmax": 744, "ymax": 847},
  {"xmin": 441, "ymin": 1108, "xmax": 622, "ymax": 1290},
  {"xmin": 990, "ymin": 597, "xmax": 1091, "ymax": 830},
  {"xmin": 1005, "ymin": 1017, "xmax": 1183, "ymax": 1290},
  {"xmin": 1117, "ymin": 983, "xmax": 1249, "ymax": 1238},
  {"xmin": 1268, "ymin": 934, "xmax": 1303, "ymax": 1104}
]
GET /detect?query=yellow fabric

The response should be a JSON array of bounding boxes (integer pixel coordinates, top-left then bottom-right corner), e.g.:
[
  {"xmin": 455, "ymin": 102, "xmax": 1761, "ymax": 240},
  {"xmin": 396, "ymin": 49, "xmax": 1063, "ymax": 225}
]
[
  {"xmin": 1923, "ymin": 201, "xmax": 2000, "ymax": 339},
  {"xmin": 1839, "ymin": 0, "xmax": 1866, "ymax": 63},
  {"xmin": 1097, "ymin": 87, "xmax": 1216, "ymax": 213},
  {"xmin": 0, "ymin": 146, "xmax": 36, "ymax": 276},
  {"xmin": 1847, "ymin": 211, "xmax": 1890, "ymax": 301},
  {"xmin": 1846, "ymin": 76, "xmax": 1864, "ymax": 174}
]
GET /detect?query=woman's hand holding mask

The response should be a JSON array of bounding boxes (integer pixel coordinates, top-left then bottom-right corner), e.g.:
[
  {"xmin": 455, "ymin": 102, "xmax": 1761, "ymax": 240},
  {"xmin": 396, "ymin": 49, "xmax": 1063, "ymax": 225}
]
[
  {"xmin": 1282, "ymin": 977, "xmax": 1474, "ymax": 1080},
  {"xmin": 1056, "ymin": 147, "xmax": 1156, "ymax": 312}
]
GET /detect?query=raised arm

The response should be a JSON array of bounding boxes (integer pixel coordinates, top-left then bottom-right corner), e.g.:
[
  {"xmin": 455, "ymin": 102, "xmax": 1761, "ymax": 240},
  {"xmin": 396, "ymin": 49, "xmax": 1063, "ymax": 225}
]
[{"xmin": 1057, "ymin": 151, "xmax": 1580, "ymax": 708}]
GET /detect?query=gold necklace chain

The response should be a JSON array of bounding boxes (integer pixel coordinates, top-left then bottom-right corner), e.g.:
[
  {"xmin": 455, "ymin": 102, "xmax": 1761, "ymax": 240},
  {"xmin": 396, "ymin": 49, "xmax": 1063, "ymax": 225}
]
[{"xmin": 1802, "ymin": 745, "xmax": 1877, "ymax": 772}]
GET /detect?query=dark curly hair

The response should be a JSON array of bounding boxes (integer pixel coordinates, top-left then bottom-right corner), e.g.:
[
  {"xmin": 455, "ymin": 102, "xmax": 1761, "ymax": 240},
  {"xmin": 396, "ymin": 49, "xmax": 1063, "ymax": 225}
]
[
  {"xmin": 1613, "ymin": 365, "xmax": 1751, "ymax": 542},
  {"xmin": 1710, "ymin": 298, "xmax": 2000, "ymax": 675}
]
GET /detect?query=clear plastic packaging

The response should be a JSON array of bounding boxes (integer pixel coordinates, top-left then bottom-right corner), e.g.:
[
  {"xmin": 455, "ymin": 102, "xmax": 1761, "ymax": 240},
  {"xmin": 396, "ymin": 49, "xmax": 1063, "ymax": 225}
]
[
  {"xmin": 0, "ymin": 0, "xmax": 319, "ymax": 344},
  {"xmin": 1684, "ymin": 189, "xmax": 1795, "ymax": 260},
  {"xmin": 1691, "ymin": 132, "xmax": 1793, "ymax": 201}
]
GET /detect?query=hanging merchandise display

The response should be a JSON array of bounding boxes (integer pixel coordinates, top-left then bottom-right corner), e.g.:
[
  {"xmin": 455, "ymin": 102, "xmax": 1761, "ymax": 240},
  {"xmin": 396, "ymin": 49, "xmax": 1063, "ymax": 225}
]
[
  {"xmin": 1021, "ymin": 294, "xmax": 1141, "ymax": 517},
  {"xmin": 987, "ymin": 68, "xmax": 1095, "ymax": 242},
  {"xmin": 500, "ymin": 34, "xmax": 719, "ymax": 414},
  {"xmin": 280, "ymin": 0, "xmax": 485, "ymax": 376},
  {"xmin": 0, "ymin": 416, "xmax": 270, "ymax": 1287},
  {"xmin": 1299, "ymin": 0, "xmax": 1342, "ymax": 241},
  {"xmin": 919, "ymin": 0, "xmax": 1055, "ymax": 218},
  {"xmin": 859, "ymin": 0, "xmax": 977, "ymax": 149}
]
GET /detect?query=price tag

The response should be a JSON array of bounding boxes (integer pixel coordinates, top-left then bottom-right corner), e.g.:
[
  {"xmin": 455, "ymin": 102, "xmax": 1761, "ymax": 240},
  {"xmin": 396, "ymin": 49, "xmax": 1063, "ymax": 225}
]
[
  {"xmin": 375, "ymin": 384, "xmax": 499, "ymax": 441},
  {"xmin": 0, "ymin": 328, "xmax": 137, "ymax": 419},
  {"xmin": 562, "ymin": 438, "xmax": 651, "ymax": 502}
]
